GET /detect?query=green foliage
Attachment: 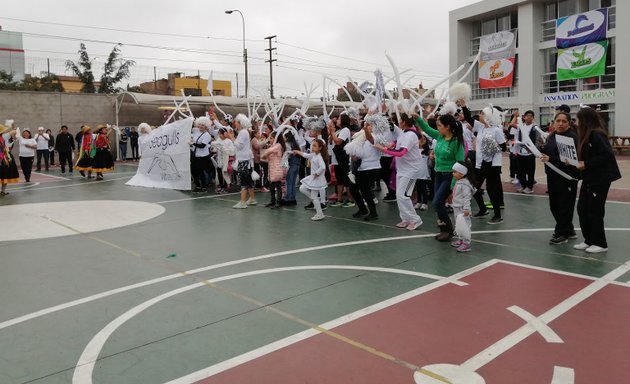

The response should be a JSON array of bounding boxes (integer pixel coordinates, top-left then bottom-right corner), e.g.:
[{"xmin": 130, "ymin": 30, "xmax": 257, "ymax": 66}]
[
  {"xmin": 0, "ymin": 71, "xmax": 63, "ymax": 92},
  {"xmin": 65, "ymin": 43, "xmax": 96, "ymax": 93},
  {"xmin": 0, "ymin": 70, "xmax": 19, "ymax": 90},
  {"xmin": 98, "ymin": 44, "xmax": 135, "ymax": 94},
  {"xmin": 126, "ymin": 85, "xmax": 146, "ymax": 93}
]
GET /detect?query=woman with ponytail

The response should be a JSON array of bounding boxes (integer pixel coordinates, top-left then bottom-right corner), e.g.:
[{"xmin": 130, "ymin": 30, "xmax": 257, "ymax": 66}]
[{"xmin": 416, "ymin": 113, "xmax": 465, "ymax": 241}]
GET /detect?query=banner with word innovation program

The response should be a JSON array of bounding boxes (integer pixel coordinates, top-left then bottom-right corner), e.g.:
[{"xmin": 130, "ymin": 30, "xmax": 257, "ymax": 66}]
[
  {"xmin": 127, "ymin": 117, "xmax": 193, "ymax": 190},
  {"xmin": 557, "ymin": 41, "xmax": 608, "ymax": 81},
  {"xmin": 556, "ymin": 8, "xmax": 608, "ymax": 49}
]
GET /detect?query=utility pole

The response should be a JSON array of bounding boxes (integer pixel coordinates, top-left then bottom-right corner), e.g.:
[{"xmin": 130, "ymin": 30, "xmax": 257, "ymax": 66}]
[{"xmin": 264, "ymin": 35, "xmax": 277, "ymax": 99}]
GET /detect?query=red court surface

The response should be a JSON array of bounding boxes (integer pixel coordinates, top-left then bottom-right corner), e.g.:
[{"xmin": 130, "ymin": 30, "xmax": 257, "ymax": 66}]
[{"xmin": 196, "ymin": 261, "xmax": 630, "ymax": 384}]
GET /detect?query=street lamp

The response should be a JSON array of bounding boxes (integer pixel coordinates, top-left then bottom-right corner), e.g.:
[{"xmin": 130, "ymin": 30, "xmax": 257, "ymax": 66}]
[{"xmin": 225, "ymin": 9, "xmax": 248, "ymax": 98}]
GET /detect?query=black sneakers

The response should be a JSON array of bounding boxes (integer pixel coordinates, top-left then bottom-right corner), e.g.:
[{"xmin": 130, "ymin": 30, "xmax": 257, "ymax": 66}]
[
  {"xmin": 472, "ymin": 210, "xmax": 490, "ymax": 219},
  {"xmin": 550, "ymin": 234, "xmax": 569, "ymax": 245}
]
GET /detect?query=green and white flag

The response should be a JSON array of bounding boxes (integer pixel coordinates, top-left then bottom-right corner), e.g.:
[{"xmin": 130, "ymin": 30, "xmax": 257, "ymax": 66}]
[{"xmin": 557, "ymin": 41, "xmax": 607, "ymax": 80}]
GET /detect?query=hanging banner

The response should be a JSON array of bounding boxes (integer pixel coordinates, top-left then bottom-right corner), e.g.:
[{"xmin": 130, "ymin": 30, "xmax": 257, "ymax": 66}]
[
  {"xmin": 557, "ymin": 41, "xmax": 608, "ymax": 81},
  {"xmin": 479, "ymin": 58, "xmax": 515, "ymax": 89},
  {"xmin": 479, "ymin": 31, "xmax": 516, "ymax": 60},
  {"xmin": 126, "ymin": 117, "xmax": 193, "ymax": 190},
  {"xmin": 556, "ymin": 8, "xmax": 608, "ymax": 49}
]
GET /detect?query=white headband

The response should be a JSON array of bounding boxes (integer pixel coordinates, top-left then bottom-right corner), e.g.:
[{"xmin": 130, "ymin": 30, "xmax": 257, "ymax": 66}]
[{"xmin": 452, "ymin": 162, "xmax": 468, "ymax": 175}]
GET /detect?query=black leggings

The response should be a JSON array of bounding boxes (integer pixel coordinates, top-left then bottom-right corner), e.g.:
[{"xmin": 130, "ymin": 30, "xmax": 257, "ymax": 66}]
[
  {"xmin": 349, "ymin": 169, "xmax": 380, "ymax": 214},
  {"xmin": 473, "ymin": 161, "xmax": 503, "ymax": 217},
  {"xmin": 19, "ymin": 156, "xmax": 34, "ymax": 182},
  {"xmin": 269, "ymin": 181, "xmax": 282, "ymax": 204}
]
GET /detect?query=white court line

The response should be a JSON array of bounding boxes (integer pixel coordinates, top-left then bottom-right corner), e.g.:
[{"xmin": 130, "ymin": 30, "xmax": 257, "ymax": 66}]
[
  {"xmin": 154, "ymin": 192, "xmax": 242, "ymax": 205},
  {"xmin": 7, "ymin": 182, "xmax": 41, "ymax": 191},
  {"xmin": 5, "ymin": 227, "xmax": 629, "ymax": 332},
  {"xmin": 72, "ymin": 261, "xmax": 496, "ymax": 384},
  {"xmin": 461, "ymin": 257, "xmax": 630, "ymax": 371},
  {"xmin": 31, "ymin": 172, "xmax": 72, "ymax": 180},
  {"xmin": 4, "ymin": 174, "xmax": 135, "ymax": 194},
  {"xmin": 506, "ymin": 306, "xmax": 563, "ymax": 343},
  {"xmin": 551, "ymin": 366, "xmax": 575, "ymax": 384}
]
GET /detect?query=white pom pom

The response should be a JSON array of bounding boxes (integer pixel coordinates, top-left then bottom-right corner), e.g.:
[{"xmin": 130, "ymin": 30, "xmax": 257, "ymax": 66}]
[
  {"xmin": 234, "ymin": 113, "xmax": 252, "ymax": 129},
  {"xmin": 449, "ymin": 82, "xmax": 471, "ymax": 102},
  {"xmin": 439, "ymin": 101, "xmax": 459, "ymax": 116},
  {"xmin": 195, "ymin": 116, "xmax": 212, "ymax": 128},
  {"xmin": 138, "ymin": 123, "xmax": 152, "ymax": 133}
]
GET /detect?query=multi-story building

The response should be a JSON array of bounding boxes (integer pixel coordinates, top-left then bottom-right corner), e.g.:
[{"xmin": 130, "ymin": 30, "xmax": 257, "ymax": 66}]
[
  {"xmin": 450, "ymin": 0, "xmax": 627, "ymax": 135},
  {"xmin": 0, "ymin": 28, "xmax": 25, "ymax": 81}
]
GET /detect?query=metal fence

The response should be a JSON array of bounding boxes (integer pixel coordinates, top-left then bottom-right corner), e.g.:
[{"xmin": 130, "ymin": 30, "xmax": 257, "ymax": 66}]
[{"xmin": 22, "ymin": 55, "xmax": 270, "ymax": 97}]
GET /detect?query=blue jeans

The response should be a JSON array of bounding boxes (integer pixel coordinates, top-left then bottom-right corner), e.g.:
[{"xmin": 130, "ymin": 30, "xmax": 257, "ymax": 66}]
[
  {"xmin": 284, "ymin": 156, "xmax": 300, "ymax": 202},
  {"xmin": 433, "ymin": 172, "xmax": 453, "ymax": 222}
]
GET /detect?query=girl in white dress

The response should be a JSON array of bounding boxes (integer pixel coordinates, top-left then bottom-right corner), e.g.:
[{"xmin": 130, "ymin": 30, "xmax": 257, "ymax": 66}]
[{"xmin": 293, "ymin": 139, "xmax": 328, "ymax": 221}]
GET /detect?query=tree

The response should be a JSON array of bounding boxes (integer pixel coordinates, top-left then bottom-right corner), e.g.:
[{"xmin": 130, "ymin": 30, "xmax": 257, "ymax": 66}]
[
  {"xmin": 18, "ymin": 73, "xmax": 64, "ymax": 92},
  {"xmin": 98, "ymin": 44, "xmax": 135, "ymax": 94},
  {"xmin": 0, "ymin": 70, "xmax": 19, "ymax": 90},
  {"xmin": 65, "ymin": 43, "xmax": 96, "ymax": 93}
]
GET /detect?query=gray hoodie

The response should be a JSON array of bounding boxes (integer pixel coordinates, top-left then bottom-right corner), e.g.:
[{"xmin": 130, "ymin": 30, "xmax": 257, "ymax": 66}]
[{"xmin": 451, "ymin": 178, "xmax": 475, "ymax": 212}]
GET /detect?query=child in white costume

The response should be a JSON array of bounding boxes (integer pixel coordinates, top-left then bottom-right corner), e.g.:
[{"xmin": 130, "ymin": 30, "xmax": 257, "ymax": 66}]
[
  {"xmin": 451, "ymin": 161, "xmax": 476, "ymax": 253},
  {"xmin": 293, "ymin": 138, "xmax": 328, "ymax": 221}
]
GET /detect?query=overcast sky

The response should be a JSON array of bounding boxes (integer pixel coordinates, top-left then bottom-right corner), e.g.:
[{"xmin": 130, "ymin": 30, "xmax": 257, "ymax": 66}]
[{"xmin": 1, "ymin": 0, "xmax": 480, "ymax": 97}]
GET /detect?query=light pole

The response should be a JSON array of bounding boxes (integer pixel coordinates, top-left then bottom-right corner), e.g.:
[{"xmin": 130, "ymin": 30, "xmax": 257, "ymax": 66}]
[{"xmin": 225, "ymin": 10, "xmax": 248, "ymax": 98}]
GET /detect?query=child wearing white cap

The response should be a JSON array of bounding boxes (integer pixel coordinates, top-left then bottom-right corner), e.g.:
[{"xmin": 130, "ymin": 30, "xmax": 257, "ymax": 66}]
[{"xmin": 451, "ymin": 161, "xmax": 476, "ymax": 253}]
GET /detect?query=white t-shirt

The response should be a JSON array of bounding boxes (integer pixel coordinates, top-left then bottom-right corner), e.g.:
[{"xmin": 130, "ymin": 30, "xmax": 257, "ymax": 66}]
[
  {"xmin": 358, "ymin": 140, "xmax": 381, "ymax": 171},
  {"xmin": 463, "ymin": 124, "xmax": 474, "ymax": 152},
  {"xmin": 18, "ymin": 137, "xmax": 36, "ymax": 157},
  {"xmin": 474, "ymin": 124, "xmax": 506, "ymax": 168},
  {"xmin": 330, "ymin": 127, "xmax": 351, "ymax": 166},
  {"xmin": 379, "ymin": 128, "xmax": 399, "ymax": 158},
  {"xmin": 192, "ymin": 130, "xmax": 211, "ymax": 157},
  {"xmin": 395, "ymin": 130, "xmax": 423, "ymax": 180},
  {"xmin": 234, "ymin": 129, "xmax": 252, "ymax": 162},
  {"xmin": 34, "ymin": 132, "xmax": 50, "ymax": 150},
  {"xmin": 138, "ymin": 133, "xmax": 150, "ymax": 157}
]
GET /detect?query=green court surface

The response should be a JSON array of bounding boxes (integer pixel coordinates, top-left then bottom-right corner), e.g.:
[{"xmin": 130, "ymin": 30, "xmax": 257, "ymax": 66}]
[{"xmin": 1, "ymin": 163, "xmax": 629, "ymax": 384}]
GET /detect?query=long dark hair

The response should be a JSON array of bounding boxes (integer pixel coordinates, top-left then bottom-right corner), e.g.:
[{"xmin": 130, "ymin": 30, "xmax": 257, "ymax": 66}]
[
  {"xmin": 438, "ymin": 114, "xmax": 464, "ymax": 150},
  {"xmin": 284, "ymin": 131, "xmax": 300, "ymax": 151},
  {"xmin": 399, "ymin": 113, "xmax": 416, "ymax": 129},
  {"xmin": 312, "ymin": 138, "xmax": 328, "ymax": 160},
  {"xmin": 576, "ymin": 107, "xmax": 608, "ymax": 158},
  {"xmin": 271, "ymin": 131, "xmax": 285, "ymax": 153}
]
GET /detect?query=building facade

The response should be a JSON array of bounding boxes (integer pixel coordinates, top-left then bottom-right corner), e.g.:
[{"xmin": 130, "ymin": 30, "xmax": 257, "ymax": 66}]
[
  {"xmin": 0, "ymin": 29, "xmax": 25, "ymax": 81},
  {"xmin": 450, "ymin": 0, "xmax": 627, "ymax": 135}
]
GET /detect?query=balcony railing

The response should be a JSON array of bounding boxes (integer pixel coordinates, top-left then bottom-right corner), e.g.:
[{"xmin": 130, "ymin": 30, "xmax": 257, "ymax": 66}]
[
  {"xmin": 542, "ymin": 66, "xmax": 615, "ymax": 94},
  {"xmin": 470, "ymin": 28, "xmax": 518, "ymax": 56}
]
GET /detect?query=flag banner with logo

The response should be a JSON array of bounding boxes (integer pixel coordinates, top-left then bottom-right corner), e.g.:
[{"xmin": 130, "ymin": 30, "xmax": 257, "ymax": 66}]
[
  {"xmin": 126, "ymin": 117, "xmax": 193, "ymax": 190},
  {"xmin": 479, "ymin": 57, "xmax": 516, "ymax": 89},
  {"xmin": 557, "ymin": 41, "xmax": 607, "ymax": 81},
  {"xmin": 479, "ymin": 31, "xmax": 516, "ymax": 61},
  {"xmin": 556, "ymin": 8, "xmax": 608, "ymax": 49}
]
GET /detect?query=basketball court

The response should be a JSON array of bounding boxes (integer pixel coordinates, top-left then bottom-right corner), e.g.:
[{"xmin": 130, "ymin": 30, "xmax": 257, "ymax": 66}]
[{"xmin": 1, "ymin": 162, "xmax": 629, "ymax": 384}]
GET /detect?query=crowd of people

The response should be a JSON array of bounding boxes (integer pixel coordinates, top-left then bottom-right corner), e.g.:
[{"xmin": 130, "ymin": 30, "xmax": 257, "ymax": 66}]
[
  {"xmin": 0, "ymin": 98, "xmax": 622, "ymax": 255},
  {"xmin": 179, "ymin": 99, "xmax": 621, "ymax": 254}
]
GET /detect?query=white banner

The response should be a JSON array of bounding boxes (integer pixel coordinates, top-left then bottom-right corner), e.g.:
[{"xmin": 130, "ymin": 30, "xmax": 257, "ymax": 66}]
[
  {"xmin": 126, "ymin": 118, "xmax": 193, "ymax": 190},
  {"xmin": 556, "ymin": 135, "xmax": 579, "ymax": 166},
  {"xmin": 479, "ymin": 31, "xmax": 516, "ymax": 61}
]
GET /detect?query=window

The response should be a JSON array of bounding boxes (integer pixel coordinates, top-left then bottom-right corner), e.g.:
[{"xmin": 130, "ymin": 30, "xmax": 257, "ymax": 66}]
[
  {"xmin": 471, "ymin": 12, "xmax": 517, "ymax": 55},
  {"xmin": 481, "ymin": 19, "xmax": 496, "ymax": 35},
  {"xmin": 544, "ymin": 0, "xmax": 577, "ymax": 21}
]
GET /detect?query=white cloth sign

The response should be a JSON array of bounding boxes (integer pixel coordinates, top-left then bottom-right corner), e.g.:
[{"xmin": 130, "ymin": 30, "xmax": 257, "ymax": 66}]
[
  {"xmin": 556, "ymin": 135, "xmax": 579, "ymax": 166},
  {"xmin": 126, "ymin": 118, "xmax": 193, "ymax": 190}
]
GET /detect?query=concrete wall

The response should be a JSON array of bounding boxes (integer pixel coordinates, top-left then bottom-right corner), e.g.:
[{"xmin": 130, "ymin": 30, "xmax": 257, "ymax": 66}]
[{"xmin": 0, "ymin": 91, "xmax": 116, "ymax": 136}]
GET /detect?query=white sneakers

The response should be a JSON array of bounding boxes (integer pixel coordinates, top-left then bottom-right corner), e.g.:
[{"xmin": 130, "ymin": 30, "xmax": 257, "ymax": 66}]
[
  {"xmin": 311, "ymin": 213, "xmax": 325, "ymax": 221},
  {"xmin": 573, "ymin": 242, "xmax": 590, "ymax": 250},
  {"xmin": 585, "ymin": 245, "xmax": 608, "ymax": 254},
  {"xmin": 574, "ymin": 242, "xmax": 608, "ymax": 253},
  {"xmin": 233, "ymin": 199, "xmax": 257, "ymax": 209},
  {"xmin": 523, "ymin": 187, "xmax": 534, "ymax": 194}
]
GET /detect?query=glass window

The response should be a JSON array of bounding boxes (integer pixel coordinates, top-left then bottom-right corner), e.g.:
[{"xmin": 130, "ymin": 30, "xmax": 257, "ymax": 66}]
[
  {"xmin": 558, "ymin": 0, "xmax": 577, "ymax": 18},
  {"xmin": 473, "ymin": 21, "xmax": 481, "ymax": 38},
  {"xmin": 482, "ymin": 19, "xmax": 496, "ymax": 35},
  {"xmin": 589, "ymin": 0, "xmax": 600, "ymax": 10},
  {"xmin": 545, "ymin": 2, "xmax": 557, "ymax": 20},
  {"xmin": 497, "ymin": 14, "xmax": 510, "ymax": 31}
]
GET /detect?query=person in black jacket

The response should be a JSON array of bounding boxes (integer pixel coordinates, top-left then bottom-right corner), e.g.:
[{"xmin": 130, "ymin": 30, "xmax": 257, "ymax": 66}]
[
  {"xmin": 541, "ymin": 111, "xmax": 580, "ymax": 245},
  {"xmin": 572, "ymin": 107, "xmax": 621, "ymax": 254},
  {"xmin": 55, "ymin": 125, "xmax": 75, "ymax": 174}
]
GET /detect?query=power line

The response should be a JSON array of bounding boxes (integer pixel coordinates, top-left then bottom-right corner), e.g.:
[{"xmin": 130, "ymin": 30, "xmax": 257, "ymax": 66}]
[{"xmin": 0, "ymin": 16, "xmax": 266, "ymax": 44}]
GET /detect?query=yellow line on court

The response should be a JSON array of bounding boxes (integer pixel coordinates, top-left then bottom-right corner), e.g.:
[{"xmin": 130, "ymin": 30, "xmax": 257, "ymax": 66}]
[{"xmin": 43, "ymin": 215, "xmax": 452, "ymax": 383}]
